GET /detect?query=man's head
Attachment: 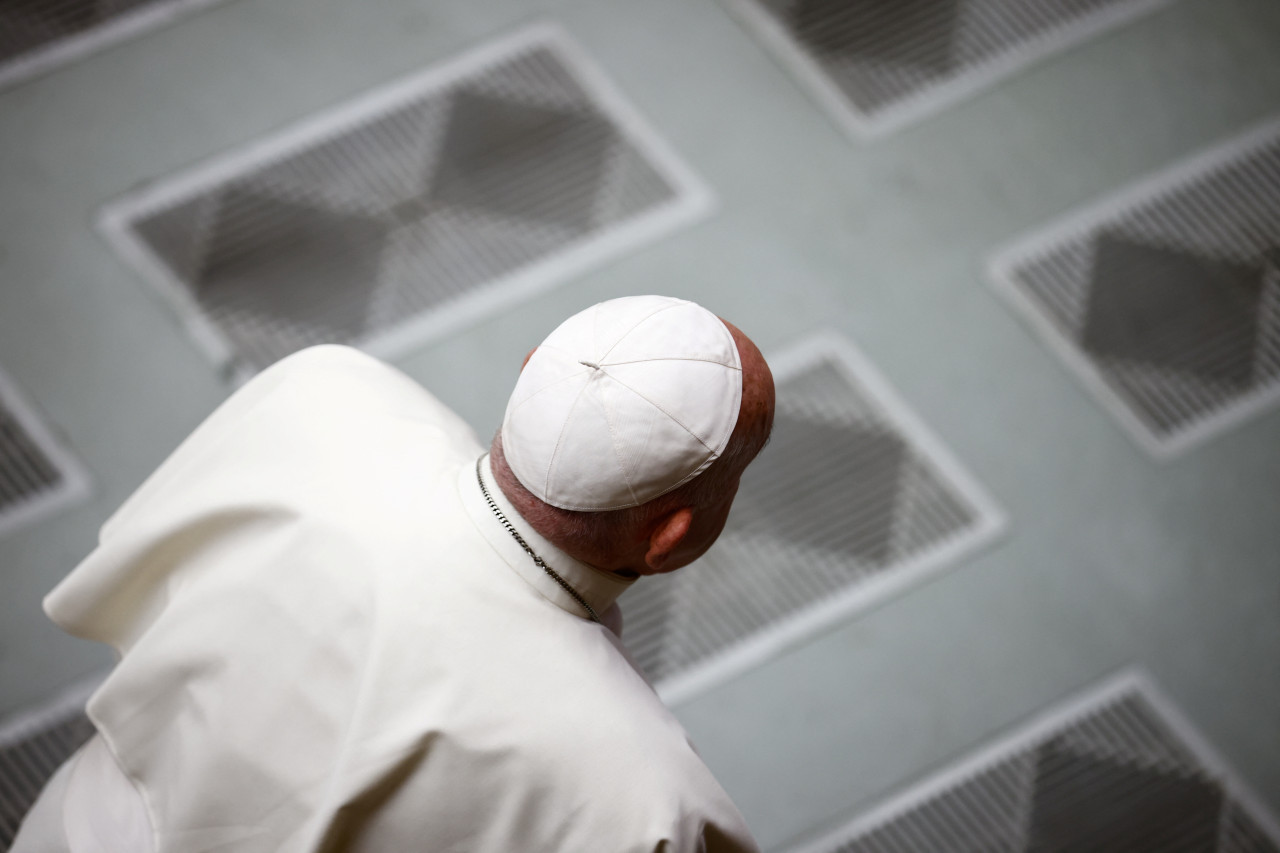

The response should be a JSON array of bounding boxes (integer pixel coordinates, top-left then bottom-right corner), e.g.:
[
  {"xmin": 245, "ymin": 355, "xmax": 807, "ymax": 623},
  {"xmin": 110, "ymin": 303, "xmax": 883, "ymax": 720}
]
[{"xmin": 490, "ymin": 296, "xmax": 775, "ymax": 577}]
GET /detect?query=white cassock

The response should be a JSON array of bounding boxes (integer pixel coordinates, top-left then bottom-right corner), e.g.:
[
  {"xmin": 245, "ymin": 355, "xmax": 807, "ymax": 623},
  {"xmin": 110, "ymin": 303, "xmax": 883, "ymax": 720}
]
[{"xmin": 16, "ymin": 345, "xmax": 759, "ymax": 853}]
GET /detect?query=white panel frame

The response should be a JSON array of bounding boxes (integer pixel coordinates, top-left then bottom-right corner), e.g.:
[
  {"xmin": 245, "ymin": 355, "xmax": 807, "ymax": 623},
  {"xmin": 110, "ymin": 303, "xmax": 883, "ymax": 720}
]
[
  {"xmin": 98, "ymin": 23, "xmax": 716, "ymax": 382},
  {"xmin": 721, "ymin": 0, "xmax": 1177, "ymax": 140},
  {"xmin": 657, "ymin": 331, "xmax": 1007, "ymax": 705},
  {"xmin": 786, "ymin": 669, "xmax": 1280, "ymax": 853},
  {"xmin": 0, "ymin": 673, "xmax": 104, "ymax": 750},
  {"xmin": 989, "ymin": 116, "xmax": 1280, "ymax": 459},
  {"xmin": 0, "ymin": 366, "xmax": 91, "ymax": 540},
  {"xmin": 0, "ymin": 0, "xmax": 231, "ymax": 91}
]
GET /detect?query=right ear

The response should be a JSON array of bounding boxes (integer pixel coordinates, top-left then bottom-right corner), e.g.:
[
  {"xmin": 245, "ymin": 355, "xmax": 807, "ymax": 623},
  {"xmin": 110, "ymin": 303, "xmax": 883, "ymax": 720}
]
[
  {"xmin": 521, "ymin": 347, "xmax": 537, "ymax": 370},
  {"xmin": 642, "ymin": 507, "xmax": 694, "ymax": 574}
]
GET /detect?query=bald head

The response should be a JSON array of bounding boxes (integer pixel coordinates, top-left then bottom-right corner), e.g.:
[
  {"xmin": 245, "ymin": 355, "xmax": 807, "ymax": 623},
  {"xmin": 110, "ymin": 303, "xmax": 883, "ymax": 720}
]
[{"xmin": 718, "ymin": 318, "xmax": 775, "ymax": 480}]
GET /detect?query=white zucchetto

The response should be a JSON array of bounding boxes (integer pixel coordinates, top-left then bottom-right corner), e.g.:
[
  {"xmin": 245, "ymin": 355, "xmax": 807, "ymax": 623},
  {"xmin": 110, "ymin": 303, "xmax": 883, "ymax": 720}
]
[{"xmin": 501, "ymin": 295, "xmax": 743, "ymax": 511}]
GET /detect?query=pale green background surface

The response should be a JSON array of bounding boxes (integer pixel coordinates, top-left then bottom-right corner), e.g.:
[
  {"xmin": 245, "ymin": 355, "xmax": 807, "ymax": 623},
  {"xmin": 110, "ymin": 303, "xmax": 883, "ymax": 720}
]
[{"xmin": 1, "ymin": 0, "xmax": 1278, "ymax": 848}]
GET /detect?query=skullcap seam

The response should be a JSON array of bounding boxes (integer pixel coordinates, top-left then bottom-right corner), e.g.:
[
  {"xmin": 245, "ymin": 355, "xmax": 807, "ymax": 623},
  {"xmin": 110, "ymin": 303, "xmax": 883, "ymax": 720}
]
[
  {"xmin": 597, "ymin": 382, "xmax": 640, "ymax": 506},
  {"xmin": 535, "ymin": 343, "xmax": 578, "ymax": 360},
  {"xmin": 597, "ymin": 367, "xmax": 718, "ymax": 453},
  {"xmin": 542, "ymin": 378, "xmax": 593, "ymax": 500},
  {"xmin": 635, "ymin": 404, "xmax": 658, "ymax": 474},
  {"xmin": 542, "ymin": 454, "xmax": 715, "ymax": 511},
  {"xmin": 599, "ymin": 356, "xmax": 743, "ymax": 369},
  {"xmin": 507, "ymin": 368, "xmax": 592, "ymax": 416},
  {"xmin": 597, "ymin": 300, "xmax": 685, "ymax": 363}
]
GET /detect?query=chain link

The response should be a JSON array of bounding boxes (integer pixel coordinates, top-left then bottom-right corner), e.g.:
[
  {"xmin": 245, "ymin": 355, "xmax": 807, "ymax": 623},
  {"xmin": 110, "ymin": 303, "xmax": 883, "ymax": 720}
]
[{"xmin": 476, "ymin": 456, "xmax": 602, "ymax": 624}]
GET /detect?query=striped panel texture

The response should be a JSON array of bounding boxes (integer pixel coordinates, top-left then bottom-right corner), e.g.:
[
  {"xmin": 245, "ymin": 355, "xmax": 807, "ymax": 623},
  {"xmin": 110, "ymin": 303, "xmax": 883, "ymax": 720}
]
[
  {"xmin": 0, "ymin": 369, "xmax": 87, "ymax": 538},
  {"xmin": 729, "ymin": 0, "xmax": 1170, "ymax": 131},
  {"xmin": 0, "ymin": 703, "xmax": 94, "ymax": 850},
  {"xmin": 0, "ymin": 0, "xmax": 230, "ymax": 89},
  {"xmin": 998, "ymin": 123, "xmax": 1280, "ymax": 451},
  {"xmin": 812, "ymin": 683, "xmax": 1280, "ymax": 853},
  {"xmin": 621, "ymin": 338, "xmax": 999, "ymax": 696},
  {"xmin": 0, "ymin": 401, "xmax": 64, "ymax": 520},
  {"xmin": 108, "ymin": 32, "xmax": 689, "ymax": 371},
  {"xmin": 2, "ymin": 0, "xmax": 156, "ymax": 63}
]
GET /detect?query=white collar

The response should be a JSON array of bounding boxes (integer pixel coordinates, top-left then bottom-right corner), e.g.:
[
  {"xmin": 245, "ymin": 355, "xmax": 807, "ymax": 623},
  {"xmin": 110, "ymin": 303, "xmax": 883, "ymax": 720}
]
[{"xmin": 457, "ymin": 454, "xmax": 636, "ymax": 620}]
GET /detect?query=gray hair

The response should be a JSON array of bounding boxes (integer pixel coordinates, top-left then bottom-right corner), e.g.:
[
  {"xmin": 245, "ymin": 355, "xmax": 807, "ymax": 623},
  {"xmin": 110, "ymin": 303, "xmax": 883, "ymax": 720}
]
[{"xmin": 488, "ymin": 426, "xmax": 760, "ymax": 556}]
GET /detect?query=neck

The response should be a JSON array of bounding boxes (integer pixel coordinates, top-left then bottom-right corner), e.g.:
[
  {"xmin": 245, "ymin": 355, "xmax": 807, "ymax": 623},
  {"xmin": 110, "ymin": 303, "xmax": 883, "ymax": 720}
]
[{"xmin": 488, "ymin": 438, "xmax": 647, "ymax": 578}]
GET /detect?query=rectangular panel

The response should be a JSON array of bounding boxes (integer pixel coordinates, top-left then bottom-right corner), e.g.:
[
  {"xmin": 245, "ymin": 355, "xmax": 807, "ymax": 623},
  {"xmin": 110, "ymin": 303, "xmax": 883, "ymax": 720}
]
[
  {"xmin": 100, "ymin": 24, "xmax": 713, "ymax": 376},
  {"xmin": 991, "ymin": 118, "xmax": 1280, "ymax": 458},
  {"xmin": 0, "ymin": 0, "xmax": 230, "ymax": 91},
  {"xmin": 788, "ymin": 671, "xmax": 1280, "ymax": 853},
  {"xmin": 723, "ymin": 0, "xmax": 1174, "ymax": 138},
  {"xmin": 620, "ymin": 332, "xmax": 1005, "ymax": 704},
  {"xmin": 0, "ymin": 366, "xmax": 90, "ymax": 539},
  {"xmin": 0, "ymin": 677, "xmax": 100, "ymax": 849}
]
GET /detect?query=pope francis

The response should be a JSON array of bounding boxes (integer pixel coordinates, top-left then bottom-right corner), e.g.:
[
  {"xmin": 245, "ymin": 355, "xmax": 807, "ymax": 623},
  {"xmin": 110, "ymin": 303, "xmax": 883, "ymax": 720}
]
[{"xmin": 14, "ymin": 295, "xmax": 776, "ymax": 853}]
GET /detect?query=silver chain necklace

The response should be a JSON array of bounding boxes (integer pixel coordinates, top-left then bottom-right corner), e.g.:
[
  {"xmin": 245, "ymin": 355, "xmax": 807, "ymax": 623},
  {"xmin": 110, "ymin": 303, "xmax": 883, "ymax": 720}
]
[{"xmin": 475, "ymin": 456, "xmax": 601, "ymax": 624}]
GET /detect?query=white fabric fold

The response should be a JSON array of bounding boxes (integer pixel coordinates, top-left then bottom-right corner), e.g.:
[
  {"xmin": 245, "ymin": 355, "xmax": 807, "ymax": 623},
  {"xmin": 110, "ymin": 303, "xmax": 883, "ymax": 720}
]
[{"xmin": 37, "ymin": 345, "xmax": 758, "ymax": 853}]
